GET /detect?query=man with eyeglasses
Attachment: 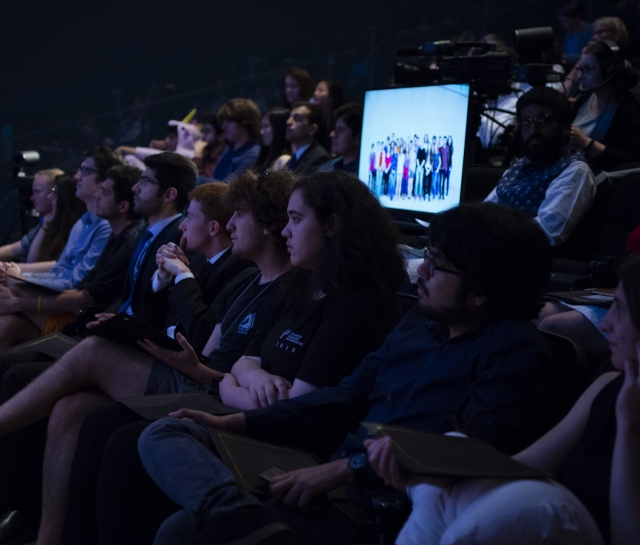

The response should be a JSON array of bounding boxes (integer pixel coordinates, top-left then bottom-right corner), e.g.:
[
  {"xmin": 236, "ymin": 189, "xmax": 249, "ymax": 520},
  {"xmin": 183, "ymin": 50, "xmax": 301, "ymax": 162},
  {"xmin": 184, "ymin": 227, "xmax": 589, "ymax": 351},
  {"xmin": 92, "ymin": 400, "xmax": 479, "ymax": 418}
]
[
  {"xmin": 485, "ymin": 86, "xmax": 596, "ymax": 247},
  {"xmin": 126, "ymin": 202, "xmax": 558, "ymax": 545},
  {"xmin": 1, "ymin": 148, "xmax": 119, "ymax": 292}
]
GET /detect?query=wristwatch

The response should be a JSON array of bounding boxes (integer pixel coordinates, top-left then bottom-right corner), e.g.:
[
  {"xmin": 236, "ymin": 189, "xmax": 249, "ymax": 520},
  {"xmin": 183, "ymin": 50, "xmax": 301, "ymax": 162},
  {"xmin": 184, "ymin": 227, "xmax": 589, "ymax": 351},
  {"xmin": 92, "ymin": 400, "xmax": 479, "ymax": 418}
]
[{"xmin": 347, "ymin": 453, "xmax": 367, "ymax": 488}]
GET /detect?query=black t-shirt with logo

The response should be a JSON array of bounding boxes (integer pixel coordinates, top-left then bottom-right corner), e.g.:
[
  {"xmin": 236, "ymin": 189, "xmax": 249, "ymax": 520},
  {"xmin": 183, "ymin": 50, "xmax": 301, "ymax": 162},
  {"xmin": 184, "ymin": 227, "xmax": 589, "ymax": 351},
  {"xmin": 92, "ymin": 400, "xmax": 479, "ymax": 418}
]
[
  {"xmin": 206, "ymin": 268, "xmax": 292, "ymax": 373},
  {"xmin": 244, "ymin": 285, "xmax": 403, "ymax": 389}
]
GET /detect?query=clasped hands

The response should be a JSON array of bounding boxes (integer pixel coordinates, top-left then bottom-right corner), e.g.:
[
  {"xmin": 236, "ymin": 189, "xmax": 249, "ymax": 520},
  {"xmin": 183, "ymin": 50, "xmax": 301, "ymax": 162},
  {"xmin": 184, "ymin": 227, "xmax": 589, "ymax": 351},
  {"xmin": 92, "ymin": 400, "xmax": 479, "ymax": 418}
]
[{"xmin": 156, "ymin": 241, "xmax": 190, "ymax": 281}]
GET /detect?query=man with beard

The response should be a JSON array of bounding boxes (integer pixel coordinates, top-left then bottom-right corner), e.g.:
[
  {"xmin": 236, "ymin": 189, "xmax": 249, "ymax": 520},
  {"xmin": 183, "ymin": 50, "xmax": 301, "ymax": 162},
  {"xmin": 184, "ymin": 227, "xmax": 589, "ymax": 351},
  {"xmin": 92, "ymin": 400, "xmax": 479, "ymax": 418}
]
[
  {"xmin": 485, "ymin": 87, "xmax": 596, "ymax": 247},
  {"xmin": 133, "ymin": 202, "xmax": 558, "ymax": 545}
]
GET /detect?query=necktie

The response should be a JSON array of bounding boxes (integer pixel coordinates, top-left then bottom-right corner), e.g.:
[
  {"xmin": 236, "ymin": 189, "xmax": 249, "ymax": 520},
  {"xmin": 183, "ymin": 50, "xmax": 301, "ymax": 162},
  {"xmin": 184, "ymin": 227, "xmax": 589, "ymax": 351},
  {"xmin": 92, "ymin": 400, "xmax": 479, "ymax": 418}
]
[
  {"xmin": 119, "ymin": 230, "xmax": 153, "ymax": 313},
  {"xmin": 287, "ymin": 155, "xmax": 298, "ymax": 170}
]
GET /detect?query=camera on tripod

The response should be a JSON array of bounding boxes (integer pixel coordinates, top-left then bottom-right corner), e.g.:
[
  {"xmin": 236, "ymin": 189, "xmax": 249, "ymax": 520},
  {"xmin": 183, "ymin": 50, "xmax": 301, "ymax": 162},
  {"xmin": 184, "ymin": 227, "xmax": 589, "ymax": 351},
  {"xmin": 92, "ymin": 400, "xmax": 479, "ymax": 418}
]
[{"xmin": 395, "ymin": 27, "xmax": 564, "ymax": 95}]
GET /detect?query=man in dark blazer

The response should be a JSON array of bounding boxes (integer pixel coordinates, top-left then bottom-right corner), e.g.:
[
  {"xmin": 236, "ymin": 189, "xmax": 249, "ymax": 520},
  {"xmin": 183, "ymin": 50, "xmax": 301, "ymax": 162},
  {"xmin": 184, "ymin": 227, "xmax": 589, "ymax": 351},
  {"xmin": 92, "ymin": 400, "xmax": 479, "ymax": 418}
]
[
  {"xmin": 285, "ymin": 102, "xmax": 331, "ymax": 175},
  {"xmin": 102, "ymin": 152, "xmax": 195, "ymax": 330},
  {"xmin": 149, "ymin": 182, "xmax": 253, "ymax": 353}
]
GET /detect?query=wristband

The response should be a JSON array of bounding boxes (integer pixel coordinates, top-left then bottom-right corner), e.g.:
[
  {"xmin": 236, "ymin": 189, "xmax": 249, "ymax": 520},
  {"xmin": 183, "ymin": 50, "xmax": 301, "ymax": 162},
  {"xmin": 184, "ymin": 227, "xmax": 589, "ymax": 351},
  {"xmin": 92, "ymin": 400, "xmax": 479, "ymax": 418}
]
[{"xmin": 584, "ymin": 139, "xmax": 594, "ymax": 152}]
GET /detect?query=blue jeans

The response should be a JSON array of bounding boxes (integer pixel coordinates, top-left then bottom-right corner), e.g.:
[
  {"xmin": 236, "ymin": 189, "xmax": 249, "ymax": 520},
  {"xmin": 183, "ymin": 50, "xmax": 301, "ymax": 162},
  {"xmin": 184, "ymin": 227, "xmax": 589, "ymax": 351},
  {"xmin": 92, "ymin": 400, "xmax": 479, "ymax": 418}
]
[{"xmin": 138, "ymin": 417, "xmax": 261, "ymax": 545}]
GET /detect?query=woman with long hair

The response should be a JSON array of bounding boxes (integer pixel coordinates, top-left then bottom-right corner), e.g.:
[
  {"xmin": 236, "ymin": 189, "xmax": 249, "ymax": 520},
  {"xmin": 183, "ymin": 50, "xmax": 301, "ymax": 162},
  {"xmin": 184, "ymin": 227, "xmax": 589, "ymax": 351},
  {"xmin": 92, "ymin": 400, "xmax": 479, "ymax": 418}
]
[
  {"xmin": 252, "ymin": 108, "xmax": 291, "ymax": 172},
  {"xmin": 570, "ymin": 40, "xmax": 640, "ymax": 171},
  {"xmin": 367, "ymin": 258, "xmax": 640, "ymax": 545},
  {"xmin": 35, "ymin": 172, "xmax": 87, "ymax": 262}
]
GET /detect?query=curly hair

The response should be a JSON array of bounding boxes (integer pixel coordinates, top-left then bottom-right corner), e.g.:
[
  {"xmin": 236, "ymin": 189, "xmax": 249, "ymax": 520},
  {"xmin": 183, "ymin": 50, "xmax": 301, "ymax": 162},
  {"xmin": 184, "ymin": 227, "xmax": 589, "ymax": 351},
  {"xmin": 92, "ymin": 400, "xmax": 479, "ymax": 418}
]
[
  {"xmin": 226, "ymin": 169, "xmax": 294, "ymax": 257},
  {"xmin": 217, "ymin": 98, "xmax": 262, "ymax": 140},
  {"xmin": 105, "ymin": 165, "xmax": 141, "ymax": 219},
  {"xmin": 292, "ymin": 171, "xmax": 406, "ymax": 297},
  {"xmin": 284, "ymin": 67, "xmax": 315, "ymax": 105},
  {"xmin": 429, "ymin": 202, "xmax": 552, "ymax": 321}
]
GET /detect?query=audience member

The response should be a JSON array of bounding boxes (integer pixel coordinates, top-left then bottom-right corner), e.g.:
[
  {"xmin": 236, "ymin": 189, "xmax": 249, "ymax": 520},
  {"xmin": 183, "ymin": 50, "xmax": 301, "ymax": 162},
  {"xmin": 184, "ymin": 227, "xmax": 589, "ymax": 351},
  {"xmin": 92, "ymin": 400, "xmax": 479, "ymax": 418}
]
[
  {"xmin": 485, "ymin": 87, "xmax": 596, "ymax": 246},
  {"xmin": 283, "ymin": 67, "xmax": 314, "ymax": 107},
  {"xmin": 117, "ymin": 121, "xmax": 202, "ymax": 171},
  {"xmin": 0, "ymin": 152, "xmax": 194, "ymax": 545},
  {"xmin": 318, "ymin": 103, "xmax": 363, "ymax": 174},
  {"xmin": 0, "ymin": 165, "xmax": 144, "ymax": 348},
  {"xmin": 252, "ymin": 108, "xmax": 291, "ymax": 172},
  {"xmin": 570, "ymin": 40, "xmax": 640, "ymax": 171},
  {"xmin": 66, "ymin": 169, "xmax": 408, "ymax": 544},
  {"xmin": 212, "ymin": 99, "xmax": 261, "ymax": 181},
  {"xmin": 0, "ymin": 169, "xmax": 62, "ymax": 263},
  {"xmin": 27, "ymin": 173, "xmax": 87, "ymax": 265},
  {"xmin": 284, "ymin": 101, "xmax": 330, "ymax": 174},
  {"xmin": 593, "ymin": 16, "xmax": 629, "ymax": 51},
  {"xmin": 147, "ymin": 181, "xmax": 253, "ymax": 353},
  {"xmin": 194, "ymin": 113, "xmax": 226, "ymax": 180},
  {"xmin": 0, "ymin": 169, "xmax": 293, "ymax": 545},
  {"xmin": 311, "ymin": 78, "xmax": 346, "ymax": 130},
  {"xmin": 369, "ymin": 257, "xmax": 640, "ymax": 545},
  {"xmin": 558, "ymin": 1, "xmax": 593, "ymax": 65},
  {"xmin": 129, "ymin": 202, "xmax": 556, "ymax": 545},
  {"xmin": 0, "ymin": 147, "xmax": 118, "ymax": 291}
]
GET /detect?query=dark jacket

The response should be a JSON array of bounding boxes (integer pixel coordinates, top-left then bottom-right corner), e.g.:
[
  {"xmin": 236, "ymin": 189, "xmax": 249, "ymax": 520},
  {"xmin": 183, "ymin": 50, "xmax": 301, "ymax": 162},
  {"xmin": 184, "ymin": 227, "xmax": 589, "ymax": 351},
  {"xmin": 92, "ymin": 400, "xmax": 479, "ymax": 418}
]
[
  {"xmin": 163, "ymin": 248, "xmax": 254, "ymax": 352},
  {"xmin": 286, "ymin": 141, "xmax": 331, "ymax": 175},
  {"xmin": 108, "ymin": 216, "xmax": 183, "ymax": 330},
  {"xmin": 574, "ymin": 92, "xmax": 640, "ymax": 171}
]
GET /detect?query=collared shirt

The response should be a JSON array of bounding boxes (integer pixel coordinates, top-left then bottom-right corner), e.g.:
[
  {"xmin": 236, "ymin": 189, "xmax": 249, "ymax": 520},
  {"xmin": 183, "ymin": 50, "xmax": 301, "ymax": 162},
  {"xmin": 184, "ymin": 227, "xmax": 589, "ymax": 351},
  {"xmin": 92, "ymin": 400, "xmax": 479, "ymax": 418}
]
[
  {"xmin": 122, "ymin": 213, "xmax": 182, "ymax": 315},
  {"xmin": 23, "ymin": 212, "xmax": 111, "ymax": 290},
  {"xmin": 244, "ymin": 309, "xmax": 554, "ymax": 461},
  {"xmin": 485, "ymin": 158, "xmax": 596, "ymax": 246},
  {"xmin": 293, "ymin": 144, "xmax": 311, "ymax": 161}
]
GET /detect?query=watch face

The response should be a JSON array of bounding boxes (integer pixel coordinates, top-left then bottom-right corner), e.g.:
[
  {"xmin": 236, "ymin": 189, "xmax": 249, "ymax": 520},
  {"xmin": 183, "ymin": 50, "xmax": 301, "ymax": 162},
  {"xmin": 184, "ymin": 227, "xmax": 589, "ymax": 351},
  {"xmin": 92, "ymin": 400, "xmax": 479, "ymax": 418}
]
[{"xmin": 348, "ymin": 453, "xmax": 366, "ymax": 470}]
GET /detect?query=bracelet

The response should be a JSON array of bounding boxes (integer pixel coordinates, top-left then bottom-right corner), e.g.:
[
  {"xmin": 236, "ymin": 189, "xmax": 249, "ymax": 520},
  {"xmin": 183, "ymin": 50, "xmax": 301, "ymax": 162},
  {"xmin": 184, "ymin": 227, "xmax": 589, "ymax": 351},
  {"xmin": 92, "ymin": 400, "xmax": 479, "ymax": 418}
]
[
  {"xmin": 584, "ymin": 139, "xmax": 595, "ymax": 152},
  {"xmin": 37, "ymin": 296, "xmax": 41, "ymax": 315}
]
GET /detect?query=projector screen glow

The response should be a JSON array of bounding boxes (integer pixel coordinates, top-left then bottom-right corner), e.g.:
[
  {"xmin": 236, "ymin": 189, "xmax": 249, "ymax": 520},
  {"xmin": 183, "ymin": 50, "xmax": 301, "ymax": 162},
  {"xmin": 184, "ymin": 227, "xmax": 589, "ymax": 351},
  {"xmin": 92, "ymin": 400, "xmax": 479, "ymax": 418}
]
[{"xmin": 358, "ymin": 83, "xmax": 470, "ymax": 216}]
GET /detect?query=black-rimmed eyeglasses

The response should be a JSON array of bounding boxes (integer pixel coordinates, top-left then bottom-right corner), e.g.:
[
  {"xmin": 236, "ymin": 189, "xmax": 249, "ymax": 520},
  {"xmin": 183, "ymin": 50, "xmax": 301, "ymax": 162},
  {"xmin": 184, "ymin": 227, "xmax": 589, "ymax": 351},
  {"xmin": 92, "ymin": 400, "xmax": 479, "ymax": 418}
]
[{"xmin": 423, "ymin": 248, "xmax": 466, "ymax": 277}]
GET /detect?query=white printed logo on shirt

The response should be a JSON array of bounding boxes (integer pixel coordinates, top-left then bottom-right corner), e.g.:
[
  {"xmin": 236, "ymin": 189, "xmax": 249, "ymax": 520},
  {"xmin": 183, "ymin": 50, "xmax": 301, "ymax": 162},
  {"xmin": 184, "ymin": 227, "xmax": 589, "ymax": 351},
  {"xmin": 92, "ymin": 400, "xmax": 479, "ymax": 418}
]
[
  {"xmin": 237, "ymin": 313, "xmax": 256, "ymax": 334},
  {"xmin": 275, "ymin": 330, "xmax": 303, "ymax": 353}
]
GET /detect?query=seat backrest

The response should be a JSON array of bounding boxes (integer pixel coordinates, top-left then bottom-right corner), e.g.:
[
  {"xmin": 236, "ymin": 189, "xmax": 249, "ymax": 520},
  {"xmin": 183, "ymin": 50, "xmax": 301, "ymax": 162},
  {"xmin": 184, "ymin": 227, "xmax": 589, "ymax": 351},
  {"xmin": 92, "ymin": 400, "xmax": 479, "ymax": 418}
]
[
  {"xmin": 540, "ymin": 330, "xmax": 590, "ymax": 427},
  {"xmin": 552, "ymin": 177, "xmax": 612, "ymax": 260},
  {"xmin": 592, "ymin": 173, "xmax": 640, "ymax": 256},
  {"xmin": 462, "ymin": 166, "xmax": 506, "ymax": 203}
]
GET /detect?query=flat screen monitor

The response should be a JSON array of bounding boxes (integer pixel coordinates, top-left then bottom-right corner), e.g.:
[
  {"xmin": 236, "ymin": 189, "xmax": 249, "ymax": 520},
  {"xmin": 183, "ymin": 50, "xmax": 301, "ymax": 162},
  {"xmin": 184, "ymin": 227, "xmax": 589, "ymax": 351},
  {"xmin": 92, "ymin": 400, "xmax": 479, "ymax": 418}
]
[{"xmin": 358, "ymin": 83, "xmax": 471, "ymax": 223}]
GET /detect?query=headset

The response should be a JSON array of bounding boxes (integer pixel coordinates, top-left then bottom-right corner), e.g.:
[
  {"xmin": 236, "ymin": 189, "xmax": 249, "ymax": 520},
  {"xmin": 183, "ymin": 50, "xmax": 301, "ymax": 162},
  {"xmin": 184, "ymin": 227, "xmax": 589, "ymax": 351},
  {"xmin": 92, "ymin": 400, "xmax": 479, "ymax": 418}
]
[{"xmin": 598, "ymin": 39, "xmax": 625, "ymax": 82}]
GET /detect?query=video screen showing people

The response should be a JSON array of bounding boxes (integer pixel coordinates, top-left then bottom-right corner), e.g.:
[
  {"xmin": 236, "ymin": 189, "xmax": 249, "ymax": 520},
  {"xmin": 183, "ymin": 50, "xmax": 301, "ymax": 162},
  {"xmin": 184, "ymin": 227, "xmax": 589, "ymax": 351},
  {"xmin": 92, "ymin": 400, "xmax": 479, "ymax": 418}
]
[{"xmin": 358, "ymin": 84, "xmax": 470, "ymax": 215}]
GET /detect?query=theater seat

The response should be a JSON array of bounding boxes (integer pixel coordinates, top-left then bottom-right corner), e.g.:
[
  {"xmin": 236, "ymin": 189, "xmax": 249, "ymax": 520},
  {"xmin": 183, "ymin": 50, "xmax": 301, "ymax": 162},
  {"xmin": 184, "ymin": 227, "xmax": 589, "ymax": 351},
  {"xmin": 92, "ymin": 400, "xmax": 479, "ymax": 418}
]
[
  {"xmin": 540, "ymin": 330, "xmax": 590, "ymax": 428},
  {"xmin": 462, "ymin": 166, "xmax": 506, "ymax": 203}
]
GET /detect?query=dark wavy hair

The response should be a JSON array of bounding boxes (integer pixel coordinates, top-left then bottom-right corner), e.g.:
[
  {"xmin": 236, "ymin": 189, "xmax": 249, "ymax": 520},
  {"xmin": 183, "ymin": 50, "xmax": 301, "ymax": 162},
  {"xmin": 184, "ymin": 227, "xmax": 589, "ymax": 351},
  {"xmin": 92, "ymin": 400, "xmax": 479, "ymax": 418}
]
[
  {"xmin": 253, "ymin": 108, "xmax": 291, "ymax": 172},
  {"xmin": 143, "ymin": 152, "xmax": 196, "ymax": 211},
  {"xmin": 619, "ymin": 257, "xmax": 640, "ymax": 333},
  {"xmin": 105, "ymin": 165, "xmax": 141, "ymax": 220},
  {"xmin": 291, "ymin": 171, "xmax": 405, "ymax": 298},
  {"xmin": 84, "ymin": 146, "xmax": 123, "ymax": 181},
  {"xmin": 42, "ymin": 173, "xmax": 86, "ymax": 261},
  {"xmin": 225, "ymin": 169, "xmax": 294, "ymax": 257},
  {"xmin": 429, "ymin": 202, "xmax": 552, "ymax": 321}
]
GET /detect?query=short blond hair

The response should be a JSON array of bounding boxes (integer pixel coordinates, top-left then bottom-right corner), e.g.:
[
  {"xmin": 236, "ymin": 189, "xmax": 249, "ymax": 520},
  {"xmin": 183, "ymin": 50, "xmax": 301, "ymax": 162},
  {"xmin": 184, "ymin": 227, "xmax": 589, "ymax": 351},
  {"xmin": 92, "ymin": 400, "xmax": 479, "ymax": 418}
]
[
  {"xmin": 35, "ymin": 168, "xmax": 64, "ymax": 186},
  {"xmin": 595, "ymin": 16, "xmax": 629, "ymax": 50}
]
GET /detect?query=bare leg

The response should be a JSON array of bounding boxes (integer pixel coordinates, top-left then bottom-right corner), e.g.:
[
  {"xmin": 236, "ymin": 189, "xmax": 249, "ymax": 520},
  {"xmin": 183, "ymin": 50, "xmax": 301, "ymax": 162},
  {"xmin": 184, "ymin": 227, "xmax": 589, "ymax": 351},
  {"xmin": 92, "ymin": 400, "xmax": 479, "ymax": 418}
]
[
  {"xmin": 0, "ymin": 335, "xmax": 153, "ymax": 436},
  {"xmin": 37, "ymin": 390, "xmax": 110, "ymax": 545},
  {"xmin": 539, "ymin": 310, "xmax": 611, "ymax": 366},
  {"xmin": 531, "ymin": 301, "xmax": 566, "ymax": 327},
  {"xmin": 0, "ymin": 313, "xmax": 41, "ymax": 351}
]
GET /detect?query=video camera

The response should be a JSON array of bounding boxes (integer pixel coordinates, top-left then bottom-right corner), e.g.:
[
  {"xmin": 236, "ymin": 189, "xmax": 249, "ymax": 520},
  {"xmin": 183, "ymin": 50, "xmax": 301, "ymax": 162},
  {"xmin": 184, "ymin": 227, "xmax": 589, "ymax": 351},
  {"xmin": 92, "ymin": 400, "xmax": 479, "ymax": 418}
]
[{"xmin": 395, "ymin": 27, "xmax": 564, "ymax": 95}]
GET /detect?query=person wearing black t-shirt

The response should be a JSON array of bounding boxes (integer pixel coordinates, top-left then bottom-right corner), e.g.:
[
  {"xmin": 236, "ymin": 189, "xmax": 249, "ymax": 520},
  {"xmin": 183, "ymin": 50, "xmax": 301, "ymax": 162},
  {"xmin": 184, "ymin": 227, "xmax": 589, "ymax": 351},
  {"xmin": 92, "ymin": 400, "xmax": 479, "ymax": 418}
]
[
  {"xmin": 90, "ymin": 171, "xmax": 406, "ymax": 544},
  {"xmin": 218, "ymin": 172, "xmax": 404, "ymax": 409}
]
